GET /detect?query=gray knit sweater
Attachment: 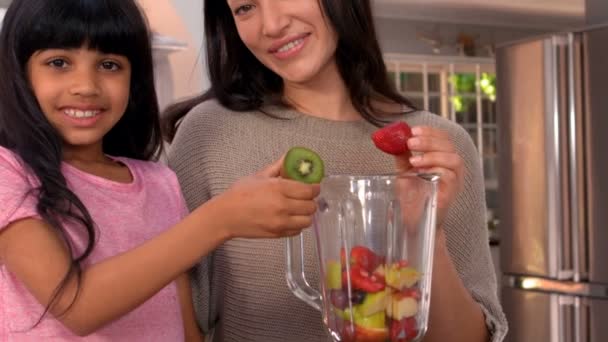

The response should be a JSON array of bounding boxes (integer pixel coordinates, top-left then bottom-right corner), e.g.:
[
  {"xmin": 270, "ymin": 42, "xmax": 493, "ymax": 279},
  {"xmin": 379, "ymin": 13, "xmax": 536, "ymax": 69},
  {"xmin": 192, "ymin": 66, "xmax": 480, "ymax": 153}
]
[{"xmin": 167, "ymin": 100, "xmax": 507, "ymax": 342}]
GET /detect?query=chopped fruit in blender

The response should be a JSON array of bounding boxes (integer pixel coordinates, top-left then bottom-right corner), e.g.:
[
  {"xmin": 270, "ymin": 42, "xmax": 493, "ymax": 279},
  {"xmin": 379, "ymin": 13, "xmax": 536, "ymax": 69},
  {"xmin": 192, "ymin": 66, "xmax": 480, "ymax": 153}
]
[
  {"xmin": 372, "ymin": 264, "xmax": 385, "ymax": 277},
  {"xmin": 355, "ymin": 325, "xmax": 390, "ymax": 342},
  {"xmin": 371, "ymin": 121, "xmax": 413, "ymax": 156},
  {"xmin": 343, "ymin": 265, "xmax": 385, "ymax": 293},
  {"xmin": 350, "ymin": 290, "xmax": 366, "ymax": 305},
  {"xmin": 400, "ymin": 288, "xmax": 421, "ymax": 300},
  {"xmin": 334, "ymin": 307, "xmax": 353, "ymax": 321},
  {"xmin": 354, "ymin": 311, "xmax": 386, "ymax": 330},
  {"xmin": 386, "ymin": 292, "xmax": 419, "ymax": 320},
  {"xmin": 385, "ymin": 263, "xmax": 421, "ymax": 290},
  {"xmin": 350, "ymin": 246, "xmax": 381, "ymax": 272},
  {"xmin": 330, "ymin": 290, "xmax": 349, "ymax": 310},
  {"xmin": 326, "ymin": 260, "xmax": 343, "ymax": 289},
  {"xmin": 390, "ymin": 317, "xmax": 418, "ymax": 342},
  {"xmin": 328, "ymin": 245, "xmax": 422, "ymax": 342},
  {"xmin": 357, "ymin": 290, "xmax": 388, "ymax": 316}
]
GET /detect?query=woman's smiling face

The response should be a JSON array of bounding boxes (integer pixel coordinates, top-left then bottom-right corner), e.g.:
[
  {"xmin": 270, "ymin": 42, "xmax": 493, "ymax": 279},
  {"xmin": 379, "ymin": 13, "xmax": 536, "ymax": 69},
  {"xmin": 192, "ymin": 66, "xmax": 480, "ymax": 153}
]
[{"xmin": 226, "ymin": 0, "xmax": 339, "ymax": 85}]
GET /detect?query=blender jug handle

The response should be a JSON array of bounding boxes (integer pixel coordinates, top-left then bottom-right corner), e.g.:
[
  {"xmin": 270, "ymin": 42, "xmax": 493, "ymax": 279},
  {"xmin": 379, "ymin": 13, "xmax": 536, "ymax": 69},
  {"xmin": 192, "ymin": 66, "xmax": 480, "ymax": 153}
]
[{"xmin": 285, "ymin": 233, "xmax": 322, "ymax": 312}]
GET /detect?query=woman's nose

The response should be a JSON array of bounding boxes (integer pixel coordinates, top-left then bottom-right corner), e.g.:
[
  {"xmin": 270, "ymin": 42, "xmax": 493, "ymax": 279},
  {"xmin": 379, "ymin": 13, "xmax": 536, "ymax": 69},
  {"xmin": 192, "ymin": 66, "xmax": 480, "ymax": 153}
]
[{"xmin": 261, "ymin": 2, "xmax": 291, "ymax": 37}]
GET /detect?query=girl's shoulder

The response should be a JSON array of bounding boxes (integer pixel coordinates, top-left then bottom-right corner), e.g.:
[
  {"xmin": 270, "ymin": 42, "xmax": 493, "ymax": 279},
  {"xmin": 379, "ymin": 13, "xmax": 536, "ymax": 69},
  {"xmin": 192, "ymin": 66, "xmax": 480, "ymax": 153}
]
[
  {"xmin": 0, "ymin": 146, "xmax": 33, "ymax": 181},
  {"xmin": 0, "ymin": 146, "xmax": 41, "ymax": 230},
  {"xmin": 113, "ymin": 156, "xmax": 177, "ymax": 181}
]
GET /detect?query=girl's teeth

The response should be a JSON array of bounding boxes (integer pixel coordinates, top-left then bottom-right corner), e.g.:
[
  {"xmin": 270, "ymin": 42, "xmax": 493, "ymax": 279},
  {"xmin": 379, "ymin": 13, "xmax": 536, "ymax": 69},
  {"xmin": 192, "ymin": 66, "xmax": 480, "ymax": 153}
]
[
  {"xmin": 277, "ymin": 38, "xmax": 304, "ymax": 53},
  {"xmin": 64, "ymin": 109, "xmax": 100, "ymax": 118}
]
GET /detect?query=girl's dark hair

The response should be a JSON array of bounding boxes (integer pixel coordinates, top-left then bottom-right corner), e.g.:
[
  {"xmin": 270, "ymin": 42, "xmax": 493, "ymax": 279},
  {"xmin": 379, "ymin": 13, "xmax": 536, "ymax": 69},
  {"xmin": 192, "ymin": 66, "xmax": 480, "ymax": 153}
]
[
  {"xmin": 162, "ymin": 0, "xmax": 416, "ymax": 141},
  {"xmin": 0, "ymin": 0, "xmax": 161, "ymax": 320}
]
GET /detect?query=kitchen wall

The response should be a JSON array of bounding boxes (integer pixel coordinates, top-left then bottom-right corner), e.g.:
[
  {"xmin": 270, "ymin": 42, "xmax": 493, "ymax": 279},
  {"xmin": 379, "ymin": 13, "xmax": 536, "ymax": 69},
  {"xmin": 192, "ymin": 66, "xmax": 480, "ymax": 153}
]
[{"xmin": 137, "ymin": 0, "xmax": 207, "ymax": 110}]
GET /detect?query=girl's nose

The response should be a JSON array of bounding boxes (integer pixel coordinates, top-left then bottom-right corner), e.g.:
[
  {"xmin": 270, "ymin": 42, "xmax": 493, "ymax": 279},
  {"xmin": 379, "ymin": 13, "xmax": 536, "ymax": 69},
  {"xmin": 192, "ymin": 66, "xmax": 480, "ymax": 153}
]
[
  {"xmin": 261, "ymin": 2, "xmax": 290, "ymax": 38},
  {"xmin": 69, "ymin": 68, "xmax": 100, "ymax": 97}
]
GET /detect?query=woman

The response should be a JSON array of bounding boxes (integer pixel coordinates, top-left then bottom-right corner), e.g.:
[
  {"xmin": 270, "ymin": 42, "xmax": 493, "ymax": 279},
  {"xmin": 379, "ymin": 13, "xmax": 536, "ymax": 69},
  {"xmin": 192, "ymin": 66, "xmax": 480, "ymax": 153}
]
[{"xmin": 163, "ymin": 1, "xmax": 507, "ymax": 341}]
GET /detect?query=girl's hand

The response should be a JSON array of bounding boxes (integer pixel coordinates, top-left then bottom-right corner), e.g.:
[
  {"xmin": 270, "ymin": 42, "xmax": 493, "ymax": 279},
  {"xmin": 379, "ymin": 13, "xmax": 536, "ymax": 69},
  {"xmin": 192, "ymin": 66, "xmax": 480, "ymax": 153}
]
[
  {"xmin": 213, "ymin": 157, "xmax": 320, "ymax": 239},
  {"xmin": 398, "ymin": 126, "xmax": 464, "ymax": 228}
]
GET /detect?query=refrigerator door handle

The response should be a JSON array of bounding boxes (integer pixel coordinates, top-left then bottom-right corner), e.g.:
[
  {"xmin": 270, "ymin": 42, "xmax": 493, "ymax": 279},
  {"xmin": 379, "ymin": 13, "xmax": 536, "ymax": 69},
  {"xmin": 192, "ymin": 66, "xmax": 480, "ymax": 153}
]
[
  {"xmin": 557, "ymin": 295, "xmax": 576, "ymax": 342},
  {"xmin": 566, "ymin": 33, "xmax": 586, "ymax": 283},
  {"xmin": 573, "ymin": 296, "xmax": 585, "ymax": 342},
  {"xmin": 545, "ymin": 35, "xmax": 573, "ymax": 280}
]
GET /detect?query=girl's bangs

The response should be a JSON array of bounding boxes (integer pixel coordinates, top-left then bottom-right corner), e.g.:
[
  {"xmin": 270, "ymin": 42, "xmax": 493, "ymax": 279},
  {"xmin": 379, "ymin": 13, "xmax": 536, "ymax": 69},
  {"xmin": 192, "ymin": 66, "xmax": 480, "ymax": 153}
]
[{"xmin": 17, "ymin": 1, "xmax": 143, "ymax": 62}]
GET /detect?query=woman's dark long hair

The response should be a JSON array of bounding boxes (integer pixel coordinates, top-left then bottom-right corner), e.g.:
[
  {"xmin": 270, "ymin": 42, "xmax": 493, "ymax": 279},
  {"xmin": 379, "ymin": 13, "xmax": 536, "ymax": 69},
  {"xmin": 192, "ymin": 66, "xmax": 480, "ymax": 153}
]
[
  {"xmin": 0, "ymin": 0, "xmax": 162, "ymax": 320},
  {"xmin": 162, "ymin": 0, "xmax": 416, "ymax": 141}
]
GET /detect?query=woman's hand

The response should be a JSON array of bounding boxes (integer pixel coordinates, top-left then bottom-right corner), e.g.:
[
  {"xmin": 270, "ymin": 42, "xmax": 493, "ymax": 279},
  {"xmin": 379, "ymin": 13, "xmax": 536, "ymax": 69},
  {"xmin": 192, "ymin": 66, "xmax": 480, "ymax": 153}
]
[
  {"xmin": 397, "ymin": 126, "xmax": 464, "ymax": 227},
  {"xmin": 212, "ymin": 157, "xmax": 320, "ymax": 239}
]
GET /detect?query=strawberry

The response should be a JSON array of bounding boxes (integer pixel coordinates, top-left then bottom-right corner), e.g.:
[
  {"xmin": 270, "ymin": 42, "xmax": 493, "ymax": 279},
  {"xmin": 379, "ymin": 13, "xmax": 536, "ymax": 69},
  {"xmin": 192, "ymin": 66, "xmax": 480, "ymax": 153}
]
[{"xmin": 371, "ymin": 121, "xmax": 413, "ymax": 155}]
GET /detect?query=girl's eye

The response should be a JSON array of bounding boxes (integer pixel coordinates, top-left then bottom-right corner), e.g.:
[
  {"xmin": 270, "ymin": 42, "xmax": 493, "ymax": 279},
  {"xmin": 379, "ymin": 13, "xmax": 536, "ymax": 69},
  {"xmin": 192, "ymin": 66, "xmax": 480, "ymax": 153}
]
[
  {"xmin": 234, "ymin": 4, "xmax": 254, "ymax": 16},
  {"xmin": 100, "ymin": 61, "xmax": 120, "ymax": 71},
  {"xmin": 47, "ymin": 58, "xmax": 68, "ymax": 68}
]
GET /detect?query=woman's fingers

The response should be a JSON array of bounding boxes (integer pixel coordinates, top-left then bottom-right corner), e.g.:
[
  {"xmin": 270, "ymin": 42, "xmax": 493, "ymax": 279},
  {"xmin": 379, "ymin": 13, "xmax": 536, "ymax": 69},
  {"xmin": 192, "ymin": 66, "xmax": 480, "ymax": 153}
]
[
  {"xmin": 411, "ymin": 125, "xmax": 450, "ymax": 139},
  {"xmin": 409, "ymin": 151, "xmax": 462, "ymax": 171},
  {"xmin": 408, "ymin": 135, "xmax": 455, "ymax": 154}
]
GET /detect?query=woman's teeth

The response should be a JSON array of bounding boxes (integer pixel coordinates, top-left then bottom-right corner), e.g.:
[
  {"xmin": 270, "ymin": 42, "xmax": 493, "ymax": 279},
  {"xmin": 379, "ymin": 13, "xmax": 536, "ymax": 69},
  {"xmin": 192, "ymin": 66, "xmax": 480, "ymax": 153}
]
[
  {"xmin": 64, "ymin": 109, "xmax": 101, "ymax": 118},
  {"xmin": 277, "ymin": 38, "xmax": 304, "ymax": 53}
]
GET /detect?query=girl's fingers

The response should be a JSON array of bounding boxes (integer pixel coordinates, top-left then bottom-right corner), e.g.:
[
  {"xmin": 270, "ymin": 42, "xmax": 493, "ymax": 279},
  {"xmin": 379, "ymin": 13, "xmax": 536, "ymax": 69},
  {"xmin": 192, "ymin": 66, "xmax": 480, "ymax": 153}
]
[
  {"xmin": 280, "ymin": 180, "xmax": 320, "ymax": 200},
  {"xmin": 284, "ymin": 216, "xmax": 314, "ymax": 232},
  {"xmin": 257, "ymin": 156, "xmax": 285, "ymax": 177},
  {"xmin": 286, "ymin": 199, "xmax": 318, "ymax": 216}
]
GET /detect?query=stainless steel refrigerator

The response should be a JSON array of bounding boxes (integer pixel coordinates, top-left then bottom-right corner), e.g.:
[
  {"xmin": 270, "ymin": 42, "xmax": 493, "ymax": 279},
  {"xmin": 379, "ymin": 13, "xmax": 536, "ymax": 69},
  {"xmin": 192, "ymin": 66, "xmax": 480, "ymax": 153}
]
[{"xmin": 496, "ymin": 24, "xmax": 608, "ymax": 342}]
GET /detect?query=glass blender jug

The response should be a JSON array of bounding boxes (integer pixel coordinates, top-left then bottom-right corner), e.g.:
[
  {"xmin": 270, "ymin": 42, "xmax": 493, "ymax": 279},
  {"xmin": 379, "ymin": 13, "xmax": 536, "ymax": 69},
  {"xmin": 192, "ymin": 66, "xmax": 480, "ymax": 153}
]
[{"xmin": 286, "ymin": 173, "xmax": 439, "ymax": 342}]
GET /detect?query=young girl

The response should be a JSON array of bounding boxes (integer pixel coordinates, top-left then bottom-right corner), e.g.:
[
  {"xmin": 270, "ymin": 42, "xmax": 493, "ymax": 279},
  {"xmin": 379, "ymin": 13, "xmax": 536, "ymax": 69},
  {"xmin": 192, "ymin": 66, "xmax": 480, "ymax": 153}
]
[
  {"xmin": 0, "ymin": 0, "xmax": 319, "ymax": 341},
  {"xmin": 163, "ymin": 1, "xmax": 507, "ymax": 341}
]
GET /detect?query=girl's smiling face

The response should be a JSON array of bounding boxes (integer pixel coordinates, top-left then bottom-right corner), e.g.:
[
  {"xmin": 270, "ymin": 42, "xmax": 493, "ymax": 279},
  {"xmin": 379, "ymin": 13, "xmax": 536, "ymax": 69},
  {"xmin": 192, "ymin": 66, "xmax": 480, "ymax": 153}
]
[
  {"xmin": 226, "ymin": 0, "xmax": 339, "ymax": 86},
  {"xmin": 27, "ymin": 46, "xmax": 131, "ymax": 152}
]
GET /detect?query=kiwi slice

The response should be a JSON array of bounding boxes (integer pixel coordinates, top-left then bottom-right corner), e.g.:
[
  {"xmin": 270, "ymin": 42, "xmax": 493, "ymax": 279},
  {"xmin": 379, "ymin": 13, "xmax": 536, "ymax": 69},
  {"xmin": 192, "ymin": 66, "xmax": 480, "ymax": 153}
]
[{"xmin": 283, "ymin": 147, "xmax": 325, "ymax": 184}]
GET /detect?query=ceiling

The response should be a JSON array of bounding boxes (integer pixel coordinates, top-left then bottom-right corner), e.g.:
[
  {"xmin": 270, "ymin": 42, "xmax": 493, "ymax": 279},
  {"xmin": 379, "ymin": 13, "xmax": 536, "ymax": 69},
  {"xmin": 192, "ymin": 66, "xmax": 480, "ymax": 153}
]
[{"xmin": 373, "ymin": 0, "xmax": 586, "ymax": 30}]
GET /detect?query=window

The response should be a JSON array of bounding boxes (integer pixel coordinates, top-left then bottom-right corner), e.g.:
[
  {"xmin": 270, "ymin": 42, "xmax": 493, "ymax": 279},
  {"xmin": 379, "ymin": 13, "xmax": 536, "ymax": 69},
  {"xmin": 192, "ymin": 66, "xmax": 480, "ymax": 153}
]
[{"xmin": 385, "ymin": 54, "xmax": 498, "ymax": 212}]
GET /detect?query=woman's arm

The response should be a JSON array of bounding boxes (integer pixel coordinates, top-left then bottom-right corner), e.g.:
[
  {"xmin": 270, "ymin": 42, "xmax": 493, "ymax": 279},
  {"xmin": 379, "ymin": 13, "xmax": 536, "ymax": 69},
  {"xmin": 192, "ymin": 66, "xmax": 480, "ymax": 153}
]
[
  {"xmin": 401, "ymin": 125, "xmax": 497, "ymax": 342},
  {"xmin": 424, "ymin": 231, "xmax": 489, "ymax": 342},
  {"xmin": 176, "ymin": 273, "xmax": 204, "ymax": 342}
]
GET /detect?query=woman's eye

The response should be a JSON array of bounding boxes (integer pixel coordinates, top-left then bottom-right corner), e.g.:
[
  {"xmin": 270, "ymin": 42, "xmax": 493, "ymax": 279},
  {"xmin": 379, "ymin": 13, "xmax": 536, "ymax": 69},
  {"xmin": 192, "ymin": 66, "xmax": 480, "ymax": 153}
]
[
  {"xmin": 47, "ymin": 59, "xmax": 68, "ymax": 68},
  {"xmin": 100, "ymin": 61, "xmax": 120, "ymax": 71},
  {"xmin": 234, "ymin": 4, "xmax": 254, "ymax": 16}
]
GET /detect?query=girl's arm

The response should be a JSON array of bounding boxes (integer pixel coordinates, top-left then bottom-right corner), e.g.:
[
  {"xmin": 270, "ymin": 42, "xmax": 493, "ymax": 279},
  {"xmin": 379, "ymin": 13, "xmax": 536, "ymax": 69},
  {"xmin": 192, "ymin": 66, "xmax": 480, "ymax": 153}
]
[
  {"xmin": 176, "ymin": 273, "xmax": 204, "ymax": 342},
  {"xmin": 0, "ymin": 163, "xmax": 319, "ymax": 336},
  {"xmin": 0, "ymin": 201, "xmax": 227, "ymax": 336}
]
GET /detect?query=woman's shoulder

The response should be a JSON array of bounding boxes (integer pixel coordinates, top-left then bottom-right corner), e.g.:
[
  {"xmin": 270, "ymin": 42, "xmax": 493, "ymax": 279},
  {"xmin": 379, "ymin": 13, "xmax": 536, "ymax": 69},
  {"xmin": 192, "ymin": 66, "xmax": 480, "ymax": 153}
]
[{"xmin": 184, "ymin": 99, "xmax": 243, "ymax": 123}]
